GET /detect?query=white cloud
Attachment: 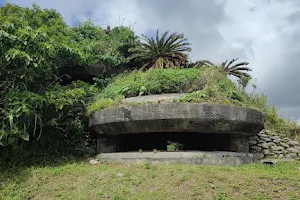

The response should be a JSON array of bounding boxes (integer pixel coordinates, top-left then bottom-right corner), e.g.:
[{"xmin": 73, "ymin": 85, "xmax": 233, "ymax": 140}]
[{"xmin": 5, "ymin": 0, "xmax": 300, "ymax": 120}]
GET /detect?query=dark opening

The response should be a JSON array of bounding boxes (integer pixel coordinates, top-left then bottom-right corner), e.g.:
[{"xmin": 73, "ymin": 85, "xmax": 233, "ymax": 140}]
[{"xmin": 117, "ymin": 132, "xmax": 230, "ymax": 152}]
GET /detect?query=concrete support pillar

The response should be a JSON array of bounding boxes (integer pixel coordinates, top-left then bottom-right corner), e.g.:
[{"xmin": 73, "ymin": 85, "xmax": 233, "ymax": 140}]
[
  {"xmin": 97, "ymin": 136, "xmax": 118, "ymax": 153},
  {"xmin": 230, "ymin": 135, "xmax": 249, "ymax": 153}
]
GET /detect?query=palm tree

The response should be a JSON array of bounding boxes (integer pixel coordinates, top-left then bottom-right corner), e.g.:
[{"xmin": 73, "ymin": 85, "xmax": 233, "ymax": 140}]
[
  {"xmin": 183, "ymin": 60, "xmax": 214, "ymax": 68},
  {"xmin": 220, "ymin": 58, "xmax": 251, "ymax": 79},
  {"xmin": 129, "ymin": 30, "xmax": 191, "ymax": 71}
]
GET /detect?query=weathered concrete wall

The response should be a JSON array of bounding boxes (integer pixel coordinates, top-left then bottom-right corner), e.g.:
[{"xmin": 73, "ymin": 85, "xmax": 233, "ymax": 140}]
[
  {"xmin": 249, "ymin": 130, "xmax": 300, "ymax": 159},
  {"xmin": 96, "ymin": 136, "xmax": 118, "ymax": 153},
  {"xmin": 95, "ymin": 151, "xmax": 259, "ymax": 166},
  {"xmin": 230, "ymin": 135, "xmax": 249, "ymax": 152},
  {"xmin": 89, "ymin": 103, "xmax": 264, "ymax": 136}
]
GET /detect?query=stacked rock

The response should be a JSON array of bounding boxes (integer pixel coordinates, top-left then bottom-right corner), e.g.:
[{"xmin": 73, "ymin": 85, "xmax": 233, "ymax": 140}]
[{"xmin": 248, "ymin": 130, "xmax": 300, "ymax": 159}]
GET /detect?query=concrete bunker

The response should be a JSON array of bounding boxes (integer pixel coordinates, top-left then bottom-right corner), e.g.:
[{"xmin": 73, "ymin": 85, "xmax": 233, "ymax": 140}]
[{"xmin": 89, "ymin": 100, "xmax": 264, "ymax": 155}]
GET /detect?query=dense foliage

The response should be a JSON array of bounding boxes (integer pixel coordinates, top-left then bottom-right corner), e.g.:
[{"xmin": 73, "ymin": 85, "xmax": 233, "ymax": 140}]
[
  {"xmin": 0, "ymin": 3, "xmax": 137, "ymax": 155},
  {"xmin": 70, "ymin": 21, "xmax": 138, "ymax": 69}
]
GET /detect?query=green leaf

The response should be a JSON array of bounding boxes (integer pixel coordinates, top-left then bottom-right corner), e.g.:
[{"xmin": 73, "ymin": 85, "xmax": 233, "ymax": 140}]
[
  {"xmin": 20, "ymin": 133, "xmax": 30, "ymax": 141},
  {"xmin": 8, "ymin": 114, "xmax": 13, "ymax": 129}
]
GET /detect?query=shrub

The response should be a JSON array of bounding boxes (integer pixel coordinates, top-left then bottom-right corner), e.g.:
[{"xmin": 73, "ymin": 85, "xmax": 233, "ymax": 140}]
[
  {"xmin": 0, "ymin": 81, "xmax": 99, "ymax": 167},
  {"xmin": 0, "ymin": 91, "xmax": 45, "ymax": 146}
]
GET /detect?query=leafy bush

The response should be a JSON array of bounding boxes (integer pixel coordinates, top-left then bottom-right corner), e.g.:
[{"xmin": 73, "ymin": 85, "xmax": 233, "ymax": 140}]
[
  {"xmin": 70, "ymin": 21, "xmax": 138, "ymax": 68},
  {"xmin": 0, "ymin": 81, "xmax": 99, "ymax": 167},
  {"xmin": 0, "ymin": 91, "xmax": 45, "ymax": 146}
]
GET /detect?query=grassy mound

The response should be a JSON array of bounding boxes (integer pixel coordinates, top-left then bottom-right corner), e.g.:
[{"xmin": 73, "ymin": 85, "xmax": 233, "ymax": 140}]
[
  {"xmin": 87, "ymin": 67, "xmax": 299, "ymax": 137},
  {"xmin": 87, "ymin": 68, "xmax": 207, "ymax": 116},
  {"xmin": 101, "ymin": 68, "xmax": 205, "ymax": 98}
]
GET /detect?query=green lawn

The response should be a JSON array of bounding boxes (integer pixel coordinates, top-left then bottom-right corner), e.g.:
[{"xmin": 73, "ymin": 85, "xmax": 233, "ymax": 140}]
[{"xmin": 1, "ymin": 161, "xmax": 300, "ymax": 200}]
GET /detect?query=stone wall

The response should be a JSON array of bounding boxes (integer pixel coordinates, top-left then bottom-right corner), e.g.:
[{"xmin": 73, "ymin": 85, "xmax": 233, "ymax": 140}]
[{"xmin": 248, "ymin": 130, "xmax": 300, "ymax": 159}]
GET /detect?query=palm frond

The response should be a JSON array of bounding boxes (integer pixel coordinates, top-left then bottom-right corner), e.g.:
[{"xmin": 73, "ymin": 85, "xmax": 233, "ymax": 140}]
[
  {"xmin": 131, "ymin": 29, "xmax": 191, "ymax": 70},
  {"xmin": 220, "ymin": 58, "xmax": 251, "ymax": 79}
]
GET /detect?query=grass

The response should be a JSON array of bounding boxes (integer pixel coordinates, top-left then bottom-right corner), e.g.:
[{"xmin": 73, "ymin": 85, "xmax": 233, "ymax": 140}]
[
  {"xmin": 1, "ymin": 161, "xmax": 299, "ymax": 200},
  {"xmin": 86, "ymin": 68, "xmax": 206, "ymax": 115},
  {"xmin": 100, "ymin": 68, "xmax": 205, "ymax": 99}
]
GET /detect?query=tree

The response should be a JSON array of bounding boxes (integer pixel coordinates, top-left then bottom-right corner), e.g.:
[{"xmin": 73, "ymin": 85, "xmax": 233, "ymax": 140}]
[
  {"xmin": 183, "ymin": 60, "xmax": 214, "ymax": 68},
  {"xmin": 129, "ymin": 30, "xmax": 191, "ymax": 71},
  {"xmin": 220, "ymin": 58, "xmax": 251, "ymax": 79}
]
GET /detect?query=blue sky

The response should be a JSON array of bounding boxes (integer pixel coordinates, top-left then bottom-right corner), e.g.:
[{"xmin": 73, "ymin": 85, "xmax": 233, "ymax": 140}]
[{"xmin": 3, "ymin": 0, "xmax": 300, "ymax": 121}]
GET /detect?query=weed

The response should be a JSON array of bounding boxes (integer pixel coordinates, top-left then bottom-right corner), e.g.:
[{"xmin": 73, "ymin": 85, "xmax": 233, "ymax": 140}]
[
  {"xmin": 203, "ymin": 153, "xmax": 212, "ymax": 158},
  {"xmin": 180, "ymin": 174, "xmax": 190, "ymax": 182},
  {"xmin": 213, "ymin": 192, "xmax": 228, "ymax": 200},
  {"xmin": 113, "ymin": 195, "xmax": 121, "ymax": 200},
  {"xmin": 144, "ymin": 161, "xmax": 152, "ymax": 169},
  {"xmin": 151, "ymin": 171, "xmax": 157, "ymax": 178},
  {"xmin": 167, "ymin": 141, "xmax": 183, "ymax": 151}
]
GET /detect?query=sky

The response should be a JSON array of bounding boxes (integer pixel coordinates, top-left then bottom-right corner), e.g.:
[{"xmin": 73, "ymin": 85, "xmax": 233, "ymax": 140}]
[{"xmin": 3, "ymin": 0, "xmax": 300, "ymax": 121}]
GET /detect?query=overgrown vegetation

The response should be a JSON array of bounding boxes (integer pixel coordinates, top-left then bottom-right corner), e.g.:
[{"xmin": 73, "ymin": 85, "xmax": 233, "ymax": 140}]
[
  {"xmin": 102, "ymin": 68, "xmax": 204, "ymax": 98},
  {"xmin": 86, "ymin": 68, "xmax": 206, "ymax": 115},
  {"xmin": 87, "ymin": 67, "xmax": 298, "ymax": 137},
  {"xmin": 0, "ymin": 3, "xmax": 137, "ymax": 164},
  {"xmin": 0, "ymin": 2, "xmax": 299, "ymax": 168}
]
